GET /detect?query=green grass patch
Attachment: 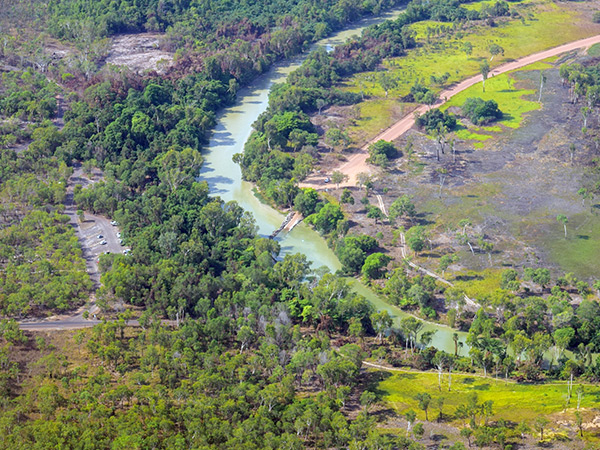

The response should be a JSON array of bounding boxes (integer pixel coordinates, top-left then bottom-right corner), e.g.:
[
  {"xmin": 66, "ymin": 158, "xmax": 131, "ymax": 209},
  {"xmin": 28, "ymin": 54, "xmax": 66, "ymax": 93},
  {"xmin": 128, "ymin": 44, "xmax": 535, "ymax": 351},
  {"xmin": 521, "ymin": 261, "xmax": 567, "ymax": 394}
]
[
  {"xmin": 516, "ymin": 60, "xmax": 554, "ymax": 72},
  {"xmin": 462, "ymin": 0, "xmax": 504, "ymax": 12},
  {"xmin": 541, "ymin": 213, "xmax": 600, "ymax": 280},
  {"xmin": 345, "ymin": 99, "xmax": 403, "ymax": 143},
  {"xmin": 410, "ymin": 20, "xmax": 454, "ymax": 40},
  {"xmin": 450, "ymin": 268, "xmax": 502, "ymax": 299},
  {"xmin": 453, "ymin": 124, "xmax": 493, "ymax": 142},
  {"xmin": 442, "ymin": 71, "xmax": 540, "ymax": 129},
  {"xmin": 588, "ymin": 43, "xmax": 600, "ymax": 57},
  {"xmin": 481, "ymin": 125, "xmax": 502, "ymax": 132},
  {"xmin": 379, "ymin": 370, "xmax": 600, "ymax": 425}
]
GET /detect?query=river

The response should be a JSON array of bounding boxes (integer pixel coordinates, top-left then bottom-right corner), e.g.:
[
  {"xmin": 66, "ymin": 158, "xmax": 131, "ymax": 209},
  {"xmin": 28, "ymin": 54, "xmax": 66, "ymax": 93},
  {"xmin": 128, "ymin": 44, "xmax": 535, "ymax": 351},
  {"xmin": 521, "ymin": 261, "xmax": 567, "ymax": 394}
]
[{"xmin": 198, "ymin": 6, "xmax": 467, "ymax": 353}]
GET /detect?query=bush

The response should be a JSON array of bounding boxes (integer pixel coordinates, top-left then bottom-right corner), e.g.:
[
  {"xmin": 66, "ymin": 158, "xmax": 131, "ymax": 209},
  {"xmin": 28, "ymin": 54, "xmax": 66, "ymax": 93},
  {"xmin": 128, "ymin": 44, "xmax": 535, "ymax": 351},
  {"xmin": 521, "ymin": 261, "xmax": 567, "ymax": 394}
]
[
  {"xmin": 421, "ymin": 306, "xmax": 437, "ymax": 319},
  {"xmin": 415, "ymin": 108, "xmax": 456, "ymax": 132},
  {"xmin": 367, "ymin": 140, "xmax": 399, "ymax": 167},
  {"xmin": 593, "ymin": 11, "xmax": 600, "ymax": 23},
  {"xmin": 336, "ymin": 234, "xmax": 378, "ymax": 274},
  {"xmin": 362, "ymin": 252, "xmax": 391, "ymax": 279},
  {"xmin": 461, "ymin": 97, "xmax": 502, "ymax": 125},
  {"xmin": 294, "ymin": 188, "xmax": 321, "ymax": 216},
  {"xmin": 306, "ymin": 203, "xmax": 344, "ymax": 234}
]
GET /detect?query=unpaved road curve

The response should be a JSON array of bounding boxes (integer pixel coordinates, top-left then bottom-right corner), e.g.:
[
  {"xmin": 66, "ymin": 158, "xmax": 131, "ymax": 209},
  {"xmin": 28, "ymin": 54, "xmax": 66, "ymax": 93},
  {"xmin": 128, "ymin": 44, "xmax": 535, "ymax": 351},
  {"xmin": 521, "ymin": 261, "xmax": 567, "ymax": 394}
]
[
  {"xmin": 301, "ymin": 33, "xmax": 600, "ymax": 189},
  {"xmin": 362, "ymin": 360, "xmax": 515, "ymax": 382}
]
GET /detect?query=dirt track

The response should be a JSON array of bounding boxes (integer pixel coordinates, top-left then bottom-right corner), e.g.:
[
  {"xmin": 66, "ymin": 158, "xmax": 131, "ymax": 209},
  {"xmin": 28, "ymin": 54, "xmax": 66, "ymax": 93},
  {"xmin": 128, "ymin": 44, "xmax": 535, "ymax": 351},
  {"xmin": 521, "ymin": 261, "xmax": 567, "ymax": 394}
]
[{"xmin": 300, "ymin": 33, "xmax": 600, "ymax": 190}]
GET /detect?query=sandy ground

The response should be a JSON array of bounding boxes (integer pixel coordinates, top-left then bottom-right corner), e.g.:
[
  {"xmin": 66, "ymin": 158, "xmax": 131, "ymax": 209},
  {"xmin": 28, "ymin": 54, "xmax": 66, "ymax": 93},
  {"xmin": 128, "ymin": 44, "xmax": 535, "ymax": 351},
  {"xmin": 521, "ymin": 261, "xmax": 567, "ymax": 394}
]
[
  {"xmin": 300, "ymin": 33, "xmax": 600, "ymax": 190},
  {"xmin": 105, "ymin": 33, "xmax": 173, "ymax": 73}
]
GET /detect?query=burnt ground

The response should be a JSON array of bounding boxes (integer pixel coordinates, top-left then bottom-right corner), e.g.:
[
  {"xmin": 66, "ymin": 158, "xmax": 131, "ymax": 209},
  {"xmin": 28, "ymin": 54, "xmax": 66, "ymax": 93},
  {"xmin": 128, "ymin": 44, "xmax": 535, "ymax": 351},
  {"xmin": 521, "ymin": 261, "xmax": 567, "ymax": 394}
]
[{"xmin": 323, "ymin": 54, "xmax": 600, "ymax": 281}]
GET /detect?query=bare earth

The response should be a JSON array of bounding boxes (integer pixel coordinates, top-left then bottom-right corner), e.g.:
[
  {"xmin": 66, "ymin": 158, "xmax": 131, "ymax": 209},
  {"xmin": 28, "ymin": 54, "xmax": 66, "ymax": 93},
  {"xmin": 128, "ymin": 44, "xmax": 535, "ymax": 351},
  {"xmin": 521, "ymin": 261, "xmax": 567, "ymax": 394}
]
[
  {"xmin": 300, "ymin": 33, "xmax": 600, "ymax": 190},
  {"xmin": 105, "ymin": 33, "xmax": 173, "ymax": 73}
]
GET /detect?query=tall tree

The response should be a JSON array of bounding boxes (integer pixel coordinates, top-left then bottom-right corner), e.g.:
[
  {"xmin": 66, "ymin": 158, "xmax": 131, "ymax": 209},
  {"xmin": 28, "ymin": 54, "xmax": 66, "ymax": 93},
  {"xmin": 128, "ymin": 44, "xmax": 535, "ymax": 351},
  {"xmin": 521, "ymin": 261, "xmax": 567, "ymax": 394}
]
[
  {"xmin": 331, "ymin": 170, "xmax": 348, "ymax": 190},
  {"xmin": 416, "ymin": 392, "xmax": 432, "ymax": 421},
  {"xmin": 480, "ymin": 61, "xmax": 490, "ymax": 93},
  {"xmin": 556, "ymin": 214, "xmax": 568, "ymax": 238}
]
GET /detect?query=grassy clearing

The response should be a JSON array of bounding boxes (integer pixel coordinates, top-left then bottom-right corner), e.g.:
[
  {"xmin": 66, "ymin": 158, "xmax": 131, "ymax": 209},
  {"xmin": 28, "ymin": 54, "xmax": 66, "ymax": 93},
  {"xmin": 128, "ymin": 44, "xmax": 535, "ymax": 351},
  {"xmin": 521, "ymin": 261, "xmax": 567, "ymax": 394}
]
[
  {"xmin": 450, "ymin": 268, "xmax": 502, "ymax": 299},
  {"xmin": 345, "ymin": 99, "xmax": 405, "ymax": 143},
  {"xmin": 410, "ymin": 20, "xmax": 455, "ymax": 40},
  {"xmin": 588, "ymin": 43, "xmax": 600, "ymax": 57},
  {"xmin": 379, "ymin": 370, "xmax": 600, "ymax": 425},
  {"xmin": 442, "ymin": 71, "xmax": 541, "ymax": 130},
  {"xmin": 453, "ymin": 122, "xmax": 493, "ymax": 143},
  {"xmin": 462, "ymin": 0, "xmax": 502, "ymax": 12},
  {"xmin": 517, "ymin": 60, "xmax": 556, "ymax": 72},
  {"xmin": 539, "ymin": 212, "xmax": 600, "ymax": 279}
]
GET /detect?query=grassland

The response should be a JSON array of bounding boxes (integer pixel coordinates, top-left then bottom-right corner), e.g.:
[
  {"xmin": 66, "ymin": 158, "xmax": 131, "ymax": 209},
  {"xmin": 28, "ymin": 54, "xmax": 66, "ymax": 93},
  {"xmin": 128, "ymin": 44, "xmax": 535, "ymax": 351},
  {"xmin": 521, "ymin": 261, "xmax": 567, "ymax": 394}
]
[
  {"xmin": 442, "ymin": 67, "xmax": 544, "ymax": 128},
  {"xmin": 420, "ymin": 182, "xmax": 506, "ymax": 230},
  {"xmin": 529, "ymin": 213, "xmax": 600, "ymax": 279},
  {"xmin": 379, "ymin": 369, "xmax": 600, "ymax": 426},
  {"xmin": 345, "ymin": 99, "xmax": 405, "ymax": 143},
  {"xmin": 450, "ymin": 268, "xmax": 503, "ymax": 299},
  {"xmin": 588, "ymin": 42, "xmax": 600, "ymax": 57}
]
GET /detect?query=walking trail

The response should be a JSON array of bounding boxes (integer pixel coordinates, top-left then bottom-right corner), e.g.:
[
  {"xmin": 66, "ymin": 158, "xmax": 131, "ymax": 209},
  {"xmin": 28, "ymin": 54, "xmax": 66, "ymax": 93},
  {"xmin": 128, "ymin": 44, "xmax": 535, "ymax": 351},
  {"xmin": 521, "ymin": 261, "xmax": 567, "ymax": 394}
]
[{"xmin": 375, "ymin": 194, "xmax": 479, "ymax": 309}]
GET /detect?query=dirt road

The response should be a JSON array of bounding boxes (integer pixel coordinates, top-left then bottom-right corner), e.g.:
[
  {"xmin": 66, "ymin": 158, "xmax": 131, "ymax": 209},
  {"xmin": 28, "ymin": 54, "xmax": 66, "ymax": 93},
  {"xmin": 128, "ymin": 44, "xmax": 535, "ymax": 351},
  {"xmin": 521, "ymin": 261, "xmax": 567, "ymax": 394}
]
[{"xmin": 300, "ymin": 33, "xmax": 600, "ymax": 189}]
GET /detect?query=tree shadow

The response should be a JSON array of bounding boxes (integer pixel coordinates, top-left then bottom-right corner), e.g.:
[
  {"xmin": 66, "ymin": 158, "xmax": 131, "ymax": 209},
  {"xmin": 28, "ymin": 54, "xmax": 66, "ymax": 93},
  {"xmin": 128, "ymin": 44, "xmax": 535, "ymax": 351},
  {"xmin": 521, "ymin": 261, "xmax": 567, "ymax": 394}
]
[
  {"xmin": 419, "ymin": 252, "xmax": 440, "ymax": 259},
  {"xmin": 430, "ymin": 433, "xmax": 448, "ymax": 442},
  {"xmin": 455, "ymin": 274, "xmax": 483, "ymax": 282}
]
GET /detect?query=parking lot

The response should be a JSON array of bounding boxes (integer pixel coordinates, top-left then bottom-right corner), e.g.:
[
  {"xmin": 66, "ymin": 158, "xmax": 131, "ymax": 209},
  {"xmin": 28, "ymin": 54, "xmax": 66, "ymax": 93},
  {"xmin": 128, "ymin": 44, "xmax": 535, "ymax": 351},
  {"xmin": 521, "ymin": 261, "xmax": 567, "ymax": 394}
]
[{"xmin": 79, "ymin": 214, "xmax": 128, "ymax": 261}]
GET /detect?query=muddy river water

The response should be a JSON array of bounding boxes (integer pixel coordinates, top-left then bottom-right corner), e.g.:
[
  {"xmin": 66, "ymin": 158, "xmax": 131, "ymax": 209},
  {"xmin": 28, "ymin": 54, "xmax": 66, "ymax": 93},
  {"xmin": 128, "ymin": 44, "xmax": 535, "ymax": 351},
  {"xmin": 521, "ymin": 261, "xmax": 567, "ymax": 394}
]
[{"xmin": 198, "ymin": 7, "xmax": 467, "ymax": 353}]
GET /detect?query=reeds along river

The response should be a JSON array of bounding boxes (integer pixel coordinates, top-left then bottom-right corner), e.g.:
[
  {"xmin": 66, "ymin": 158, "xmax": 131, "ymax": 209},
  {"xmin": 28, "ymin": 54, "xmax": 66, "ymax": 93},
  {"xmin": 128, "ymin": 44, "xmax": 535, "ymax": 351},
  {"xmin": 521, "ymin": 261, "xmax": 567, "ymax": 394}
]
[{"xmin": 198, "ymin": 6, "xmax": 468, "ymax": 354}]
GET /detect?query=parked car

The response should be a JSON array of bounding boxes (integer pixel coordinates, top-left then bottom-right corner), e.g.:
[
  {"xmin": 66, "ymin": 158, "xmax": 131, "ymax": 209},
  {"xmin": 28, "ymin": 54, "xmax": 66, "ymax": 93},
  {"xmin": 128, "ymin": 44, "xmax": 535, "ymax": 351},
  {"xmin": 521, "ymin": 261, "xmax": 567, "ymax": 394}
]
[
  {"xmin": 110, "ymin": 220, "xmax": 118, "ymax": 226},
  {"xmin": 101, "ymin": 240, "xmax": 107, "ymax": 245},
  {"xmin": 97, "ymin": 234, "xmax": 104, "ymax": 239}
]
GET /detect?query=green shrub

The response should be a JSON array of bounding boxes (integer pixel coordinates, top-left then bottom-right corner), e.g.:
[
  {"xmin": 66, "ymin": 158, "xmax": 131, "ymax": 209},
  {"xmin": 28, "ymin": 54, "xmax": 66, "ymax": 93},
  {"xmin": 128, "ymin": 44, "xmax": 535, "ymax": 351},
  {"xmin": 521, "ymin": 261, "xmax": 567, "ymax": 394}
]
[
  {"xmin": 461, "ymin": 97, "xmax": 503, "ymax": 125},
  {"xmin": 415, "ymin": 108, "xmax": 457, "ymax": 132}
]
